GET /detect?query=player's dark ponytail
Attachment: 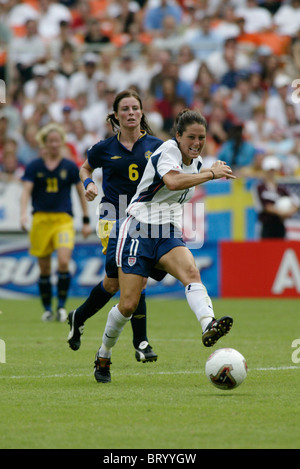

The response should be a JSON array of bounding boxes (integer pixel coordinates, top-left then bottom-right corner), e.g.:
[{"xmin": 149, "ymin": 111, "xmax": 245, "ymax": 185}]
[
  {"xmin": 106, "ymin": 89, "xmax": 154, "ymax": 135},
  {"xmin": 172, "ymin": 109, "xmax": 207, "ymax": 137}
]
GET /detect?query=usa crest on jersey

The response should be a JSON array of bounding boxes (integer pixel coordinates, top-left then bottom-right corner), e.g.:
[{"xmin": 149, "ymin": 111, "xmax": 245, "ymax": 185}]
[{"xmin": 128, "ymin": 256, "xmax": 136, "ymax": 266}]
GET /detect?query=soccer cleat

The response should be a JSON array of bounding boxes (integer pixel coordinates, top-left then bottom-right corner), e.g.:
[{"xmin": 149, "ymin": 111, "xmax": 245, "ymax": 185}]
[
  {"xmin": 57, "ymin": 307, "xmax": 67, "ymax": 322},
  {"xmin": 135, "ymin": 341, "xmax": 158, "ymax": 363},
  {"xmin": 202, "ymin": 316, "xmax": 233, "ymax": 347},
  {"xmin": 67, "ymin": 310, "xmax": 84, "ymax": 351},
  {"xmin": 94, "ymin": 356, "xmax": 111, "ymax": 383},
  {"xmin": 41, "ymin": 310, "xmax": 53, "ymax": 322}
]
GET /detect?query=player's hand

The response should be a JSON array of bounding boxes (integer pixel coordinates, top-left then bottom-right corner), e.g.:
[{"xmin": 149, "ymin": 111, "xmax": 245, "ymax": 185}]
[
  {"xmin": 85, "ymin": 183, "xmax": 98, "ymax": 201},
  {"xmin": 20, "ymin": 214, "xmax": 28, "ymax": 232},
  {"xmin": 211, "ymin": 164, "xmax": 236, "ymax": 180},
  {"xmin": 81, "ymin": 224, "xmax": 93, "ymax": 238},
  {"xmin": 211, "ymin": 160, "xmax": 227, "ymax": 168}
]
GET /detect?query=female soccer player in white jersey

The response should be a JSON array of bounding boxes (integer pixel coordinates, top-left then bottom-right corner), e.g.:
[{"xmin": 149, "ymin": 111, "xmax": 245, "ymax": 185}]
[{"xmin": 94, "ymin": 109, "xmax": 236, "ymax": 382}]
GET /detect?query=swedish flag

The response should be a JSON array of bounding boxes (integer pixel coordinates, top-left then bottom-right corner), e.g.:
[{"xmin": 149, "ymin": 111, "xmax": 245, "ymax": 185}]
[{"xmin": 203, "ymin": 178, "xmax": 256, "ymax": 241}]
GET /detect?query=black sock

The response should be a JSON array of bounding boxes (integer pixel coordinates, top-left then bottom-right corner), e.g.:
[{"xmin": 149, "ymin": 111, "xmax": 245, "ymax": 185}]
[
  {"xmin": 131, "ymin": 292, "xmax": 148, "ymax": 349},
  {"xmin": 75, "ymin": 281, "xmax": 113, "ymax": 325},
  {"xmin": 38, "ymin": 275, "xmax": 52, "ymax": 311},
  {"xmin": 57, "ymin": 271, "xmax": 71, "ymax": 309}
]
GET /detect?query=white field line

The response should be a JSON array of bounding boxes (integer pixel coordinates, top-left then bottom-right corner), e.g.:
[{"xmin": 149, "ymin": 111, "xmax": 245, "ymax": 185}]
[{"xmin": 0, "ymin": 366, "xmax": 299, "ymax": 380}]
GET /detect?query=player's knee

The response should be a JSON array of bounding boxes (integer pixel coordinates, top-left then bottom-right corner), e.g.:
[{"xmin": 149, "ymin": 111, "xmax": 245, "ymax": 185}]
[
  {"xmin": 185, "ymin": 265, "xmax": 201, "ymax": 284},
  {"xmin": 103, "ymin": 276, "xmax": 119, "ymax": 295},
  {"xmin": 120, "ymin": 296, "xmax": 140, "ymax": 316}
]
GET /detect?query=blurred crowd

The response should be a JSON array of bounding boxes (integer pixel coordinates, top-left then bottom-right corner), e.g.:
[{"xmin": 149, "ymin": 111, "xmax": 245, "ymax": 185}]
[{"xmin": 1, "ymin": 0, "xmax": 300, "ymax": 183}]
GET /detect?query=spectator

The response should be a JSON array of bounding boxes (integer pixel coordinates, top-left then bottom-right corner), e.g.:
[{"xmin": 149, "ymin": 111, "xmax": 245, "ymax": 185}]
[
  {"xmin": 259, "ymin": 51, "xmax": 282, "ymax": 90},
  {"xmin": 87, "ymin": 80, "xmax": 112, "ymax": 138},
  {"xmin": 68, "ymin": 52, "xmax": 105, "ymax": 106},
  {"xmin": 273, "ymin": 0, "xmax": 300, "ymax": 36},
  {"xmin": 107, "ymin": 0, "xmax": 140, "ymax": 34},
  {"xmin": 212, "ymin": 5, "xmax": 240, "ymax": 40},
  {"xmin": 152, "ymin": 15, "xmax": 185, "ymax": 53},
  {"xmin": 0, "ymin": 89, "xmax": 22, "ymax": 134},
  {"xmin": 58, "ymin": 42, "xmax": 79, "ymax": 79},
  {"xmin": 260, "ymin": 128, "xmax": 299, "ymax": 176},
  {"xmin": 143, "ymin": 0, "xmax": 183, "ymax": 34},
  {"xmin": 150, "ymin": 60, "xmax": 194, "ymax": 107},
  {"xmin": 184, "ymin": 15, "xmax": 223, "ymax": 61},
  {"xmin": 71, "ymin": 92, "xmax": 96, "ymax": 134},
  {"xmin": 205, "ymin": 37, "xmax": 250, "ymax": 81},
  {"xmin": 254, "ymin": 155, "xmax": 299, "ymax": 239},
  {"xmin": 284, "ymin": 40, "xmax": 300, "ymax": 80},
  {"xmin": 6, "ymin": 0, "xmax": 39, "ymax": 29},
  {"xmin": 194, "ymin": 62, "xmax": 218, "ymax": 99},
  {"xmin": 37, "ymin": 0, "xmax": 73, "ymax": 40},
  {"xmin": 97, "ymin": 48, "xmax": 117, "ymax": 80},
  {"xmin": 206, "ymin": 101, "xmax": 233, "ymax": 149},
  {"xmin": 112, "ymin": 21, "xmax": 150, "ymax": 58},
  {"xmin": 70, "ymin": 0, "xmax": 92, "ymax": 32},
  {"xmin": 0, "ymin": 142, "xmax": 24, "ymax": 182},
  {"xmin": 84, "ymin": 18, "xmax": 110, "ymax": 50},
  {"xmin": 155, "ymin": 76, "xmax": 179, "ymax": 133},
  {"xmin": 9, "ymin": 18, "xmax": 48, "ymax": 83},
  {"xmin": 142, "ymin": 92, "xmax": 164, "ymax": 135},
  {"xmin": 265, "ymin": 73, "xmax": 294, "ymax": 130},
  {"xmin": 49, "ymin": 19, "xmax": 81, "ymax": 61},
  {"xmin": 17, "ymin": 123, "xmax": 40, "ymax": 166},
  {"xmin": 108, "ymin": 54, "xmax": 144, "ymax": 93},
  {"xmin": 23, "ymin": 64, "xmax": 49, "ymax": 100},
  {"xmin": 234, "ymin": 0, "xmax": 273, "ymax": 33},
  {"xmin": 285, "ymin": 103, "xmax": 300, "ymax": 139},
  {"xmin": 132, "ymin": 45, "xmax": 161, "ymax": 92},
  {"xmin": 22, "ymin": 89, "xmax": 52, "ymax": 128},
  {"xmin": 49, "ymin": 100, "xmax": 75, "ymax": 133},
  {"xmin": 67, "ymin": 118, "xmax": 97, "ymax": 161},
  {"xmin": 244, "ymin": 105, "xmax": 276, "ymax": 151},
  {"xmin": 247, "ymin": 70, "xmax": 266, "ymax": 100},
  {"xmin": 148, "ymin": 48, "xmax": 172, "ymax": 96},
  {"xmin": 228, "ymin": 75, "xmax": 261, "ymax": 122},
  {"xmin": 177, "ymin": 44, "xmax": 200, "ymax": 86},
  {"xmin": 217, "ymin": 124, "xmax": 258, "ymax": 175},
  {"xmin": 46, "ymin": 60, "xmax": 69, "ymax": 100}
]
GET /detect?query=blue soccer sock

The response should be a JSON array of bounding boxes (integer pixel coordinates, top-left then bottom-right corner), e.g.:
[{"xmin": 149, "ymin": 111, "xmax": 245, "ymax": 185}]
[
  {"xmin": 75, "ymin": 281, "xmax": 113, "ymax": 325},
  {"xmin": 57, "ymin": 271, "xmax": 71, "ymax": 309},
  {"xmin": 130, "ymin": 291, "xmax": 148, "ymax": 348},
  {"xmin": 38, "ymin": 275, "xmax": 52, "ymax": 312}
]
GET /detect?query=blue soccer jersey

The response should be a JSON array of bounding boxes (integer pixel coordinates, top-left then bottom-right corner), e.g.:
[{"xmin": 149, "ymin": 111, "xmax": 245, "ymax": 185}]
[
  {"xmin": 87, "ymin": 132, "xmax": 163, "ymax": 219},
  {"xmin": 22, "ymin": 157, "xmax": 80, "ymax": 215}
]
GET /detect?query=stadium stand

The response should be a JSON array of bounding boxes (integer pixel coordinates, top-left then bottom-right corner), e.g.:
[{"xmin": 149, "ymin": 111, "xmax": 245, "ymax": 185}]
[{"xmin": 0, "ymin": 0, "xmax": 300, "ymax": 239}]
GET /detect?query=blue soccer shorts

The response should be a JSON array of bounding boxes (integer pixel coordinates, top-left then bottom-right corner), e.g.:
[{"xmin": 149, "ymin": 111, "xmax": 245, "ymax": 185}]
[{"xmin": 115, "ymin": 216, "xmax": 186, "ymax": 279}]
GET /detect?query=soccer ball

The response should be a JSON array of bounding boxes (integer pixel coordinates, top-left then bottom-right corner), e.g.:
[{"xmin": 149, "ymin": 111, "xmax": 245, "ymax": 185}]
[
  {"xmin": 205, "ymin": 348, "xmax": 248, "ymax": 390},
  {"xmin": 275, "ymin": 196, "xmax": 294, "ymax": 213}
]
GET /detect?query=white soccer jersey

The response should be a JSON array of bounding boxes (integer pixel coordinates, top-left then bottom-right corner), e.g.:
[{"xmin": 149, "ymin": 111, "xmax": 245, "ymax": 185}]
[{"xmin": 127, "ymin": 139, "xmax": 203, "ymax": 229}]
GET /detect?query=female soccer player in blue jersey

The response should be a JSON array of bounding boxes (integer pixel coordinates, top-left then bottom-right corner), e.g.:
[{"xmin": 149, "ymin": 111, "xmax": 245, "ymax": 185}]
[
  {"xmin": 20, "ymin": 123, "xmax": 92, "ymax": 322},
  {"xmin": 67, "ymin": 89, "xmax": 163, "ymax": 363},
  {"xmin": 94, "ymin": 109, "xmax": 236, "ymax": 382}
]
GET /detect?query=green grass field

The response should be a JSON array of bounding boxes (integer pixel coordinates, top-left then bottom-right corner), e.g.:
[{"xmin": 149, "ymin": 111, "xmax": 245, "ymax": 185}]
[{"xmin": 0, "ymin": 296, "xmax": 299, "ymax": 449}]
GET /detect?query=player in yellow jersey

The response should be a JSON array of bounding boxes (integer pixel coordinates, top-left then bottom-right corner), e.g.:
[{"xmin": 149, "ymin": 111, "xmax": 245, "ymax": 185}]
[{"xmin": 20, "ymin": 123, "xmax": 92, "ymax": 322}]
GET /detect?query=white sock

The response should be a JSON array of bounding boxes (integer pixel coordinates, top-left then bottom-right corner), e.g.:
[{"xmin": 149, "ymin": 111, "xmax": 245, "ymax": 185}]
[
  {"xmin": 98, "ymin": 304, "xmax": 132, "ymax": 358},
  {"xmin": 185, "ymin": 283, "xmax": 214, "ymax": 332}
]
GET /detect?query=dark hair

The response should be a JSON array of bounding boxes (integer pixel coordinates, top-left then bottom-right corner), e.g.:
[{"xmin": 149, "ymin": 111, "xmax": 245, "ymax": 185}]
[
  {"xmin": 173, "ymin": 109, "xmax": 207, "ymax": 136},
  {"xmin": 106, "ymin": 89, "xmax": 154, "ymax": 135}
]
